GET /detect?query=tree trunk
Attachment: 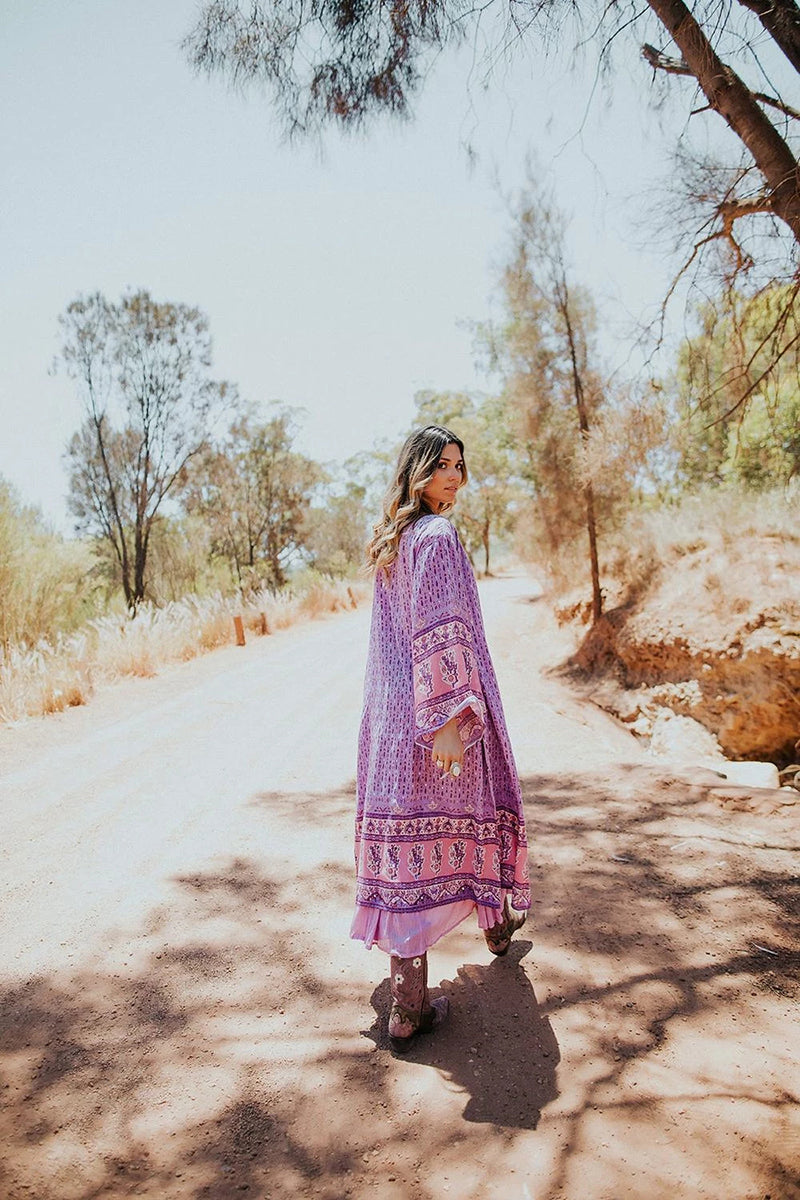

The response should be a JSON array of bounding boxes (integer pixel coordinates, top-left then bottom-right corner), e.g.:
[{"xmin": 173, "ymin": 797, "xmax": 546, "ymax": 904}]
[
  {"xmin": 121, "ymin": 558, "xmax": 134, "ymax": 610},
  {"xmin": 647, "ymin": 0, "xmax": 800, "ymax": 240},
  {"xmin": 133, "ymin": 526, "xmax": 146, "ymax": 609},
  {"xmin": 91, "ymin": 410, "xmax": 133, "ymax": 608},
  {"xmin": 583, "ymin": 482, "xmax": 603, "ymax": 625},
  {"xmin": 561, "ymin": 287, "xmax": 603, "ymax": 623},
  {"xmin": 736, "ymin": 0, "xmax": 800, "ymax": 77},
  {"xmin": 482, "ymin": 519, "xmax": 490, "ymax": 575},
  {"xmin": 268, "ymin": 536, "xmax": 285, "ymax": 588}
]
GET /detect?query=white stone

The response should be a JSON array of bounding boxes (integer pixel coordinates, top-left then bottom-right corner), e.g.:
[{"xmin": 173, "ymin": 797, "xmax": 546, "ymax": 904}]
[
  {"xmin": 718, "ymin": 761, "xmax": 781, "ymax": 790},
  {"xmin": 647, "ymin": 709, "xmax": 726, "ymax": 763}
]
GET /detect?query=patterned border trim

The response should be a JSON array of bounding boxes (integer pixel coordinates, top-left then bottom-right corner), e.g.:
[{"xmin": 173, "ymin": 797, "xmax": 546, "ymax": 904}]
[
  {"xmin": 355, "ymin": 873, "xmax": 531, "ymax": 913},
  {"xmin": 357, "ymin": 808, "xmax": 526, "ymax": 842},
  {"xmin": 355, "ymin": 875, "xmax": 504, "ymax": 910},
  {"xmin": 412, "ymin": 617, "xmax": 473, "ymax": 662}
]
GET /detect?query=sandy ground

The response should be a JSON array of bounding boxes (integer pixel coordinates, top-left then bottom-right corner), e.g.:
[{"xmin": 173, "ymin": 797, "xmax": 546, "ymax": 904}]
[{"xmin": 1, "ymin": 575, "xmax": 798, "ymax": 1200}]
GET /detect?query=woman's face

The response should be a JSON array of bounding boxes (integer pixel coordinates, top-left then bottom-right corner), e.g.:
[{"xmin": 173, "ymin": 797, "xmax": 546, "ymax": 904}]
[{"xmin": 422, "ymin": 442, "xmax": 465, "ymax": 512}]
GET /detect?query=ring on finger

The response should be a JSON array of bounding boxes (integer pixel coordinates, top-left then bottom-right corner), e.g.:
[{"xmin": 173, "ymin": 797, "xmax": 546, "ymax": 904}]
[{"xmin": 450, "ymin": 762, "xmax": 462, "ymax": 778}]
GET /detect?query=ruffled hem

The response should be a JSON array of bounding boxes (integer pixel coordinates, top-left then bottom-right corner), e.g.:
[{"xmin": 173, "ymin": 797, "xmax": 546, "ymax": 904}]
[{"xmin": 350, "ymin": 893, "xmax": 513, "ymax": 958}]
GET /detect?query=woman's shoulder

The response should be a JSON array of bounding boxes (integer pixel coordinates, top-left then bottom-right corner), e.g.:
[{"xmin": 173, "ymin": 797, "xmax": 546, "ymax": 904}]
[{"xmin": 411, "ymin": 514, "xmax": 458, "ymax": 546}]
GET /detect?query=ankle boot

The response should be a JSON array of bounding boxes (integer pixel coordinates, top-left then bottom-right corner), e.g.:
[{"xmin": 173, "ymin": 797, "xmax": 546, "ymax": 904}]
[
  {"xmin": 484, "ymin": 898, "xmax": 526, "ymax": 956},
  {"xmin": 388, "ymin": 953, "xmax": 448, "ymax": 1052}
]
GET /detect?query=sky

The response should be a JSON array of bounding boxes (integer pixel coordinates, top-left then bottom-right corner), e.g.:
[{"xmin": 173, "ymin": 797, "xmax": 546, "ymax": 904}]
[{"xmin": 0, "ymin": 0, "xmax": 729, "ymax": 531}]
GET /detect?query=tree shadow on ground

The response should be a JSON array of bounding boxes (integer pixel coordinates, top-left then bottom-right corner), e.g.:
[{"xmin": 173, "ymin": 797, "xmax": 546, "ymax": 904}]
[
  {"xmin": 0, "ymin": 848, "xmax": 391, "ymax": 1200},
  {"xmin": 515, "ymin": 764, "xmax": 800, "ymax": 1198},
  {"xmin": 363, "ymin": 940, "xmax": 559, "ymax": 1129},
  {"xmin": 1, "ymin": 770, "xmax": 799, "ymax": 1199}
]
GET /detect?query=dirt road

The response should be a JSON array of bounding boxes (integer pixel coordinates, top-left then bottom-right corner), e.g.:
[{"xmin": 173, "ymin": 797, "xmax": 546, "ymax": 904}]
[{"xmin": 1, "ymin": 575, "xmax": 798, "ymax": 1199}]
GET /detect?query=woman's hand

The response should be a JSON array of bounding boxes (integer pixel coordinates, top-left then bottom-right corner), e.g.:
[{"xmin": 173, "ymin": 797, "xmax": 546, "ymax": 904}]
[{"xmin": 432, "ymin": 717, "xmax": 463, "ymax": 777}]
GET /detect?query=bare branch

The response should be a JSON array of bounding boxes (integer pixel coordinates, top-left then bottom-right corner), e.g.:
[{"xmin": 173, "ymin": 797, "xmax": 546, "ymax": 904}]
[
  {"xmin": 643, "ymin": 48, "xmax": 800, "ymax": 121},
  {"xmin": 642, "ymin": 42, "xmax": 692, "ymax": 75},
  {"xmin": 751, "ymin": 90, "xmax": 800, "ymax": 122}
]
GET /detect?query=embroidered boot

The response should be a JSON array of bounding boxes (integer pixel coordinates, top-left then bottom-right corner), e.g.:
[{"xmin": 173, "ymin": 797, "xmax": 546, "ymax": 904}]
[
  {"xmin": 484, "ymin": 898, "xmax": 526, "ymax": 956},
  {"xmin": 388, "ymin": 953, "xmax": 449, "ymax": 1053}
]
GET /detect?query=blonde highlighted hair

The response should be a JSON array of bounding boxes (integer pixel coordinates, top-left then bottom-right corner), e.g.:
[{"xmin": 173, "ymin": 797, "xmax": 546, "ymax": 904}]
[{"xmin": 366, "ymin": 425, "xmax": 467, "ymax": 576}]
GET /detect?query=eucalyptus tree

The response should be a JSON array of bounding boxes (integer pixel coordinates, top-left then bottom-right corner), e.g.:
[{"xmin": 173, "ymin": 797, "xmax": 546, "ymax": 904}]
[
  {"xmin": 59, "ymin": 290, "xmax": 230, "ymax": 610},
  {"xmin": 186, "ymin": 405, "xmax": 322, "ymax": 589}
]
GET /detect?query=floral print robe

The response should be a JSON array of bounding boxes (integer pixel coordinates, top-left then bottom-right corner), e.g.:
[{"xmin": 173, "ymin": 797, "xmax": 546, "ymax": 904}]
[{"xmin": 350, "ymin": 514, "xmax": 530, "ymax": 956}]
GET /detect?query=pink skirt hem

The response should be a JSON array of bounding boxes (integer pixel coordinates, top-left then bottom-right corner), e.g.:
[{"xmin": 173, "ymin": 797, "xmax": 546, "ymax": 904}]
[{"xmin": 350, "ymin": 894, "xmax": 511, "ymax": 957}]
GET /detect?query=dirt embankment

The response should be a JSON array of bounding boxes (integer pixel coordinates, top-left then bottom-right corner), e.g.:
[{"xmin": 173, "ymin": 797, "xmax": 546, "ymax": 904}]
[{"xmin": 565, "ymin": 533, "xmax": 800, "ymax": 769}]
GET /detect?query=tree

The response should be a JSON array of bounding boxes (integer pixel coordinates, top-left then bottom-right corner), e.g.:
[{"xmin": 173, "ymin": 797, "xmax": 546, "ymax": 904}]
[
  {"xmin": 0, "ymin": 479, "xmax": 100, "ymax": 651},
  {"xmin": 302, "ymin": 479, "xmax": 372, "ymax": 576},
  {"xmin": 301, "ymin": 444, "xmax": 395, "ymax": 575},
  {"xmin": 186, "ymin": 406, "xmax": 321, "ymax": 589},
  {"xmin": 493, "ymin": 186, "xmax": 608, "ymax": 620},
  {"xmin": 184, "ymin": 0, "xmax": 800, "ymax": 271},
  {"xmin": 59, "ymin": 291, "xmax": 230, "ymax": 610},
  {"xmin": 143, "ymin": 514, "xmax": 231, "ymax": 603},
  {"xmin": 673, "ymin": 283, "xmax": 800, "ymax": 487},
  {"xmin": 411, "ymin": 390, "xmax": 519, "ymax": 575}
]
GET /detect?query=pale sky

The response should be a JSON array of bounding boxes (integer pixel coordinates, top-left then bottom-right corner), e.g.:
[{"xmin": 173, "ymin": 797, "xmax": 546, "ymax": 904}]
[{"xmin": 1, "ymin": 0, "xmax": 733, "ymax": 530}]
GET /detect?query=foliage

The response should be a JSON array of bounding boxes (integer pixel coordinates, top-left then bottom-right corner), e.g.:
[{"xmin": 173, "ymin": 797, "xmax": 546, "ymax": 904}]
[
  {"xmin": 143, "ymin": 515, "xmax": 234, "ymax": 603},
  {"xmin": 185, "ymin": 0, "xmax": 800, "ymax": 278},
  {"xmin": 183, "ymin": 0, "xmax": 455, "ymax": 136},
  {"xmin": 0, "ymin": 478, "xmax": 103, "ymax": 652},
  {"xmin": 301, "ymin": 443, "xmax": 400, "ymax": 575},
  {"xmin": 303, "ymin": 478, "xmax": 372, "ymax": 577},
  {"xmin": 58, "ymin": 290, "xmax": 231, "ymax": 610},
  {"xmin": 491, "ymin": 182, "xmax": 610, "ymax": 614},
  {"xmin": 674, "ymin": 283, "xmax": 800, "ymax": 489},
  {"xmin": 185, "ymin": 405, "xmax": 322, "ymax": 590}
]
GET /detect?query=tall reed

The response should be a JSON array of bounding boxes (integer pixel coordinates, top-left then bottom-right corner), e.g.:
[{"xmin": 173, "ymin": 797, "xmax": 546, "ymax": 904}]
[{"xmin": 0, "ymin": 577, "xmax": 366, "ymax": 724}]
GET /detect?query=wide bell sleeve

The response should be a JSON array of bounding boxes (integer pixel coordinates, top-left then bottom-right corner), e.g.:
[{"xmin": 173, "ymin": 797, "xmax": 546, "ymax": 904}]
[{"xmin": 410, "ymin": 519, "xmax": 487, "ymax": 750}]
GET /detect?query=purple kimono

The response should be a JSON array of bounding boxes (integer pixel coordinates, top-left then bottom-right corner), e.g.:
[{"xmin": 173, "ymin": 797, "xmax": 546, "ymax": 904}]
[{"xmin": 350, "ymin": 514, "xmax": 530, "ymax": 957}]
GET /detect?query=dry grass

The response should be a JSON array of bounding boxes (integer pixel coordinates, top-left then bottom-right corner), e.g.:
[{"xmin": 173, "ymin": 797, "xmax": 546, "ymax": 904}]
[
  {"xmin": 550, "ymin": 483, "xmax": 800, "ymax": 622},
  {"xmin": 606, "ymin": 484, "xmax": 799, "ymax": 601},
  {"xmin": 0, "ymin": 577, "xmax": 367, "ymax": 725}
]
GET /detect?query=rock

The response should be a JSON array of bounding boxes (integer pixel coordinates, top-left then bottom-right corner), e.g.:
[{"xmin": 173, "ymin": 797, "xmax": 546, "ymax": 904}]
[
  {"xmin": 611, "ymin": 689, "xmax": 647, "ymax": 722},
  {"xmin": 716, "ymin": 761, "xmax": 780, "ymax": 789},
  {"xmin": 778, "ymin": 764, "xmax": 800, "ymax": 789},
  {"xmin": 647, "ymin": 710, "xmax": 726, "ymax": 764}
]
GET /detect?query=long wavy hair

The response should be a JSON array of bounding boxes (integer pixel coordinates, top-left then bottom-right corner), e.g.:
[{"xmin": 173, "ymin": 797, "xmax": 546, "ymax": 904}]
[{"xmin": 366, "ymin": 425, "xmax": 467, "ymax": 576}]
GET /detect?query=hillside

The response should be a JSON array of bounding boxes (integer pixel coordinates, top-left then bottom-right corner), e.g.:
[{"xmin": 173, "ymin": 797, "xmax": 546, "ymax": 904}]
[{"xmin": 563, "ymin": 516, "xmax": 800, "ymax": 774}]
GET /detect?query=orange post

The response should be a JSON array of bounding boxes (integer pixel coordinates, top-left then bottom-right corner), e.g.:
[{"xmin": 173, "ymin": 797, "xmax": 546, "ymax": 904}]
[{"xmin": 233, "ymin": 615, "xmax": 245, "ymax": 646}]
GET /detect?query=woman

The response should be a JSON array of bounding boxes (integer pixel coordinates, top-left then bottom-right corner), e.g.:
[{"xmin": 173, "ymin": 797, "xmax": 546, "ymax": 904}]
[{"xmin": 350, "ymin": 425, "xmax": 530, "ymax": 1052}]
